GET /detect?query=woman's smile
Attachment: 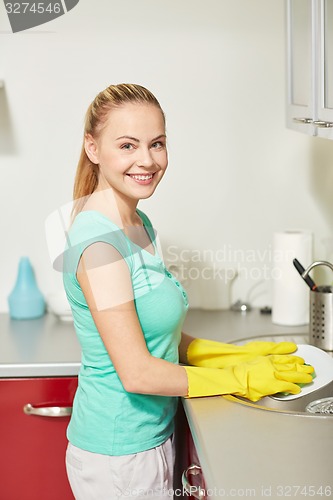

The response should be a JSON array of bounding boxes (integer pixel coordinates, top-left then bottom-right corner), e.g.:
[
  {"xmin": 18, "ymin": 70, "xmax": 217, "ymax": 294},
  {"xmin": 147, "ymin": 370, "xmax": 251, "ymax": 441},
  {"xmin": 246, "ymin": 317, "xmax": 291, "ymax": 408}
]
[{"xmin": 126, "ymin": 172, "xmax": 156, "ymax": 185}]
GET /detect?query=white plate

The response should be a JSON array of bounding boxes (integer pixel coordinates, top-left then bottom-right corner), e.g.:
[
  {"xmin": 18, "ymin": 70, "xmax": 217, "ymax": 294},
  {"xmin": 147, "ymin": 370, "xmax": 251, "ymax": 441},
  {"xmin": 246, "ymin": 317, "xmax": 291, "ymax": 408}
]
[{"xmin": 270, "ymin": 344, "xmax": 333, "ymax": 401}]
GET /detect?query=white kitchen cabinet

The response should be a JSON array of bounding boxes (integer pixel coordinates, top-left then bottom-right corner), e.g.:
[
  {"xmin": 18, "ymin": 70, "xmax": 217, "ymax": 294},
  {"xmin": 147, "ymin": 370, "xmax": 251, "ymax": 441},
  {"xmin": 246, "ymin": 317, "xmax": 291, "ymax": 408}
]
[
  {"xmin": 286, "ymin": 0, "xmax": 333, "ymax": 138},
  {"xmin": 317, "ymin": 0, "xmax": 333, "ymax": 133},
  {"xmin": 286, "ymin": 0, "xmax": 315, "ymax": 134}
]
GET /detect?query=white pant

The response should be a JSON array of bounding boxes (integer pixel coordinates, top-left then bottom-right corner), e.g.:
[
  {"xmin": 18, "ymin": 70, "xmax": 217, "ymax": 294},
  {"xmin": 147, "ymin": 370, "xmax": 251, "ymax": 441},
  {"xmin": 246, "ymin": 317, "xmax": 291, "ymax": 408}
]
[{"xmin": 66, "ymin": 437, "xmax": 175, "ymax": 500}]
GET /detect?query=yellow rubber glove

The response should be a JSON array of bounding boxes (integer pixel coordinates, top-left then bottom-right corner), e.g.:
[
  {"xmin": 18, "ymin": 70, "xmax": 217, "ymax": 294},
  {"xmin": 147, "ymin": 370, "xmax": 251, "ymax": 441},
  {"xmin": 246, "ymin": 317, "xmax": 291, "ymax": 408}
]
[
  {"xmin": 184, "ymin": 356, "xmax": 314, "ymax": 402},
  {"xmin": 187, "ymin": 338, "xmax": 299, "ymax": 369}
]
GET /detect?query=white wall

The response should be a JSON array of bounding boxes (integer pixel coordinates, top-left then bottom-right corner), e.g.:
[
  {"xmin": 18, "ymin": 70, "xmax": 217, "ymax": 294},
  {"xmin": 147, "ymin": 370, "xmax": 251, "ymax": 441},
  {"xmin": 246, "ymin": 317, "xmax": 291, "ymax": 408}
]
[{"xmin": 1, "ymin": 0, "xmax": 333, "ymax": 312}]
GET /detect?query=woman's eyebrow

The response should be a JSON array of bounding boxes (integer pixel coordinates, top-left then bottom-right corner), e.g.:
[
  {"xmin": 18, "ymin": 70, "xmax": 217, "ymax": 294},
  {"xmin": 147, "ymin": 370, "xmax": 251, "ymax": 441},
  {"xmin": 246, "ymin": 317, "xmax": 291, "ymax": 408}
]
[
  {"xmin": 151, "ymin": 134, "xmax": 167, "ymax": 142},
  {"xmin": 116, "ymin": 135, "xmax": 140, "ymax": 142},
  {"xmin": 115, "ymin": 134, "xmax": 166, "ymax": 142}
]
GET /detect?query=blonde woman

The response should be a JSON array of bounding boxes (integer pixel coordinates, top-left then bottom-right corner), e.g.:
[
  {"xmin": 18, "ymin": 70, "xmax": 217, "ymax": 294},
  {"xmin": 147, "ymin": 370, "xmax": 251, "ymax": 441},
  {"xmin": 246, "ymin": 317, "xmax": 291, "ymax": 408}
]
[{"xmin": 63, "ymin": 83, "xmax": 313, "ymax": 499}]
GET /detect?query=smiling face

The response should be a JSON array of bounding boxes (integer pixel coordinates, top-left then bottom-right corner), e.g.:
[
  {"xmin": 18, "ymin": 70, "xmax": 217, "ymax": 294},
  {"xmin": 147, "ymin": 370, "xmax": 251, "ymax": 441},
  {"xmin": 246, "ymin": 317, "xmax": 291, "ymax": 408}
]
[{"xmin": 84, "ymin": 103, "xmax": 168, "ymax": 207}]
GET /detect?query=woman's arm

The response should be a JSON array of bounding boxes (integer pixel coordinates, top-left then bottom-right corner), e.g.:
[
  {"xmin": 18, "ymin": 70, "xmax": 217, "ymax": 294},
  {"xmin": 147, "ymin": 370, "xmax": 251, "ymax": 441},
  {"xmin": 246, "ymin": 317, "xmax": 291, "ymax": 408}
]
[
  {"xmin": 178, "ymin": 332, "xmax": 195, "ymax": 365},
  {"xmin": 77, "ymin": 241, "xmax": 189, "ymax": 397}
]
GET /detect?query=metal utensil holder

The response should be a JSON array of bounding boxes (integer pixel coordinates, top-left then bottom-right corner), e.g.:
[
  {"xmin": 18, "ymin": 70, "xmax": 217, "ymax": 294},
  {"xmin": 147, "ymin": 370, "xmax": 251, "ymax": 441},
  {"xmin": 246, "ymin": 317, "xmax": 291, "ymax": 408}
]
[{"xmin": 302, "ymin": 260, "xmax": 333, "ymax": 351}]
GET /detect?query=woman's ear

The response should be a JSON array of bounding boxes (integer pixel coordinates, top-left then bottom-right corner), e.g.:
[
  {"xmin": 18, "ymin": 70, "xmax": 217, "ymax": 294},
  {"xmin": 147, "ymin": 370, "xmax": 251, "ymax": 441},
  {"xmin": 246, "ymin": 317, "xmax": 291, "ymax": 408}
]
[{"xmin": 85, "ymin": 134, "xmax": 99, "ymax": 164}]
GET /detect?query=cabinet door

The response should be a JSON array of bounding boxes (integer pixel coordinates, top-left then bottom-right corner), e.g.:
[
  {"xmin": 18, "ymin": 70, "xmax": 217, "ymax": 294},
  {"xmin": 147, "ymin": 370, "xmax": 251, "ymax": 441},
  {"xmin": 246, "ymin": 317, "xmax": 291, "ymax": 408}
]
[
  {"xmin": 286, "ymin": 0, "xmax": 316, "ymax": 134},
  {"xmin": 317, "ymin": 0, "xmax": 333, "ymax": 137},
  {"xmin": 182, "ymin": 427, "xmax": 207, "ymax": 500},
  {"xmin": 0, "ymin": 377, "xmax": 77, "ymax": 500}
]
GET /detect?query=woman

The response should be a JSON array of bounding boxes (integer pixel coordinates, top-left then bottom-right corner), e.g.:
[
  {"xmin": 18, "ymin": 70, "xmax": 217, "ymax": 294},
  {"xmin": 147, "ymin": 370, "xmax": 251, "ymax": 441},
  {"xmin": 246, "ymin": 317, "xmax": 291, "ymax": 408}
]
[{"xmin": 63, "ymin": 83, "xmax": 313, "ymax": 499}]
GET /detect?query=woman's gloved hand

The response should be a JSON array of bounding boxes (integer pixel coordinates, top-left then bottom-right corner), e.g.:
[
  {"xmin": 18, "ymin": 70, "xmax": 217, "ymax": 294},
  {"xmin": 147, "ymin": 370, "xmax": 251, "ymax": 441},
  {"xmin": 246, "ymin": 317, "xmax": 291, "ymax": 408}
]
[
  {"xmin": 187, "ymin": 338, "xmax": 300, "ymax": 369},
  {"xmin": 184, "ymin": 356, "xmax": 314, "ymax": 402}
]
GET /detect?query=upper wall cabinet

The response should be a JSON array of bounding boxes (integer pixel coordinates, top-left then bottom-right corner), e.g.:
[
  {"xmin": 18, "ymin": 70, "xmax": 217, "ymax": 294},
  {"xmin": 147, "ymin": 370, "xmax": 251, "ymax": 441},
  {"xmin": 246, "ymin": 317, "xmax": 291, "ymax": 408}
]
[{"xmin": 286, "ymin": 0, "xmax": 333, "ymax": 139}]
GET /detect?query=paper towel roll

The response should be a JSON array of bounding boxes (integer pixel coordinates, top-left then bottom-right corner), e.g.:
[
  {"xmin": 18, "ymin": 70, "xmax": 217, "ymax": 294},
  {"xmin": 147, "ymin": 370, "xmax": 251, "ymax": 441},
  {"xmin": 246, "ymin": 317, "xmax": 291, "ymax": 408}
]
[{"xmin": 272, "ymin": 231, "xmax": 313, "ymax": 326}]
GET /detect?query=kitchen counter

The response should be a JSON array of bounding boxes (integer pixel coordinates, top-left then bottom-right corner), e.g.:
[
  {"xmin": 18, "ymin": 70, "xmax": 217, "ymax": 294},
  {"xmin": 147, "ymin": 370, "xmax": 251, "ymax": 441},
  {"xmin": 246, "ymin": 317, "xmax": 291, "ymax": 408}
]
[
  {"xmin": 183, "ymin": 396, "xmax": 333, "ymax": 499},
  {"xmin": 0, "ymin": 313, "xmax": 80, "ymax": 377},
  {"xmin": 182, "ymin": 308, "xmax": 309, "ymax": 342},
  {"xmin": 182, "ymin": 311, "xmax": 333, "ymax": 500}
]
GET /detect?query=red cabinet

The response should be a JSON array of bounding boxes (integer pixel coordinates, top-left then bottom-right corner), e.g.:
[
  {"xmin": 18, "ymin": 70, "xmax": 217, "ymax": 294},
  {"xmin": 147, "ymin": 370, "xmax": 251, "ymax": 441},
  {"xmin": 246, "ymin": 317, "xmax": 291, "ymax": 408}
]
[
  {"xmin": 184, "ymin": 429, "xmax": 207, "ymax": 499},
  {"xmin": 0, "ymin": 376, "xmax": 78, "ymax": 500},
  {"xmin": 175, "ymin": 403, "xmax": 206, "ymax": 500}
]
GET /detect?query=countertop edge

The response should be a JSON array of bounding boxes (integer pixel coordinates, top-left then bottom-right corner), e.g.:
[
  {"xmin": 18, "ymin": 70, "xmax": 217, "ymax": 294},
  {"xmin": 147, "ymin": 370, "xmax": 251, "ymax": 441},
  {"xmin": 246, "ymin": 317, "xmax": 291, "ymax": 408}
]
[{"xmin": 0, "ymin": 362, "xmax": 80, "ymax": 378}]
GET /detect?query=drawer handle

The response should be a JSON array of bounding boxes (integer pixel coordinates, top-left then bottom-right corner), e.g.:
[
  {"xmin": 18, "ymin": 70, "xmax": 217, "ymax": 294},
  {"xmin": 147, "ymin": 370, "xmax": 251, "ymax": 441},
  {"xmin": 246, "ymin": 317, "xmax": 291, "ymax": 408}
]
[
  {"xmin": 312, "ymin": 120, "xmax": 333, "ymax": 128},
  {"xmin": 23, "ymin": 403, "xmax": 72, "ymax": 417},
  {"xmin": 182, "ymin": 463, "xmax": 206, "ymax": 499},
  {"xmin": 292, "ymin": 117, "xmax": 313, "ymax": 124}
]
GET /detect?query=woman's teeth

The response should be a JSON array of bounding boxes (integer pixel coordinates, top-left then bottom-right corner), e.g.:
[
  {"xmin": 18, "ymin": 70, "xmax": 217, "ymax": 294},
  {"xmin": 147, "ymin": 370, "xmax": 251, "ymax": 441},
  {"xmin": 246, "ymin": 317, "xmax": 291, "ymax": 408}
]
[{"xmin": 129, "ymin": 174, "xmax": 153, "ymax": 181}]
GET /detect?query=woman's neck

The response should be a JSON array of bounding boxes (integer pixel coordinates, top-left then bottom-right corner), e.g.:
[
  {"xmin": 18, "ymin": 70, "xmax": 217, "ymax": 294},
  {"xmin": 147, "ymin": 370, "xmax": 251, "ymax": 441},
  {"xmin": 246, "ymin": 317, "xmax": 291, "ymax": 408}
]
[{"xmin": 85, "ymin": 185, "xmax": 141, "ymax": 228}]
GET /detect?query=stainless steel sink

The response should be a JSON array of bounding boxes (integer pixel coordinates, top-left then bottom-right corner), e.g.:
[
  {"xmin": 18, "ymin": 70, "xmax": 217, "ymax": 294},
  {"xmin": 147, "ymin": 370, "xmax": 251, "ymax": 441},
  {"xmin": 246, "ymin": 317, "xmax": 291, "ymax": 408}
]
[{"xmin": 229, "ymin": 333, "xmax": 333, "ymax": 415}]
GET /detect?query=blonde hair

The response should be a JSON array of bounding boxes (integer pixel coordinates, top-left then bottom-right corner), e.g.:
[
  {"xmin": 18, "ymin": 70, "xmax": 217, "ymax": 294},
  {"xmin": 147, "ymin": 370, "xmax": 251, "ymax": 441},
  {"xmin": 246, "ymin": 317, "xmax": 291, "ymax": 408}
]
[{"xmin": 72, "ymin": 83, "xmax": 165, "ymax": 216}]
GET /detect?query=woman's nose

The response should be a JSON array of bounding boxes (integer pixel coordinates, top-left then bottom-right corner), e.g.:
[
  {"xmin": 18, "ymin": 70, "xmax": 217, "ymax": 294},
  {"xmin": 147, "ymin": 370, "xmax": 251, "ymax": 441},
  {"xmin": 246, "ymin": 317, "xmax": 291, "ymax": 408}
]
[{"xmin": 136, "ymin": 147, "xmax": 154, "ymax": 167}]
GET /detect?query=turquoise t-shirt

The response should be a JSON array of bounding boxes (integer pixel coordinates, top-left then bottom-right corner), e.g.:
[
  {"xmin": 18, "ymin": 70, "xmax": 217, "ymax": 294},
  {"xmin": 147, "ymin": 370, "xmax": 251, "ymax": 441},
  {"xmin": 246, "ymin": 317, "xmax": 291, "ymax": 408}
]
[{"xmin": 63, "ymin": 209, "xmax": 189, "ymax": 456}]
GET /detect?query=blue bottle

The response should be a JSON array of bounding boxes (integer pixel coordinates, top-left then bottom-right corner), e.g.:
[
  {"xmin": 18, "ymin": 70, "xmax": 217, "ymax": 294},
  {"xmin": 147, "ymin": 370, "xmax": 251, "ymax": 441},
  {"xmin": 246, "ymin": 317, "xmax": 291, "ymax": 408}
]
[{"xmin": 8, "ymin": 257, "xmax": 46, "ymax": 319}]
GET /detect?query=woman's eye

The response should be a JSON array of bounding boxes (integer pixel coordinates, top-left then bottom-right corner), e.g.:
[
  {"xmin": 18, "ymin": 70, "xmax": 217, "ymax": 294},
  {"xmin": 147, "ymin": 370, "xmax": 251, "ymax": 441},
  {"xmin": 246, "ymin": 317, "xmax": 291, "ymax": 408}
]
[
  {"xmin": 151, "ymin": 141, "xmax": 164, "ymax": 149},
  {"xmin": 121, "ymin": 143, "xmax": 134, "ymax": 150}
]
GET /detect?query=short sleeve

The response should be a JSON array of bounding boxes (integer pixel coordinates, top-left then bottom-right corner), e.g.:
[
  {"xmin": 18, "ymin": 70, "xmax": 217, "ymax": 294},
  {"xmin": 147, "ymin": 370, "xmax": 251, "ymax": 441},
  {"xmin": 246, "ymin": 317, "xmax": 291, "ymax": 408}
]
[{"xmin": 60, "ymin": 212, "xmax": 134, "ymax": 278}]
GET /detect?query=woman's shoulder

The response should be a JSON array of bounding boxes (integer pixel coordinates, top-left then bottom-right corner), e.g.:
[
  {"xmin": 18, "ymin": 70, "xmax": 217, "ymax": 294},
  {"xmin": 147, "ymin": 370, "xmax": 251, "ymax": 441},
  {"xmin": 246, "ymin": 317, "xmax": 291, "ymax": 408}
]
[
  {"xmin": 64, "ymin": 210, "xmax": 133, "ymax": 273},
  {"xmin": 68, "ymin": 210, "xmax": 124, "ymax": 246},
  {"xmin": 72, "ymin": 209, "xmax": 118, "ymax": 229}
]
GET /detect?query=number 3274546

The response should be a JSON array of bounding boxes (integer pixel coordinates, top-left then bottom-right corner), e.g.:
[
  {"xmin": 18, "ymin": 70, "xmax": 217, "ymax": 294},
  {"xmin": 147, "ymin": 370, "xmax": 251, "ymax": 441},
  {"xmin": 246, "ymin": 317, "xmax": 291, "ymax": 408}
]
[{"xmin": 5, "ymin": 3, "xmax": 62, "ymax": 14}]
